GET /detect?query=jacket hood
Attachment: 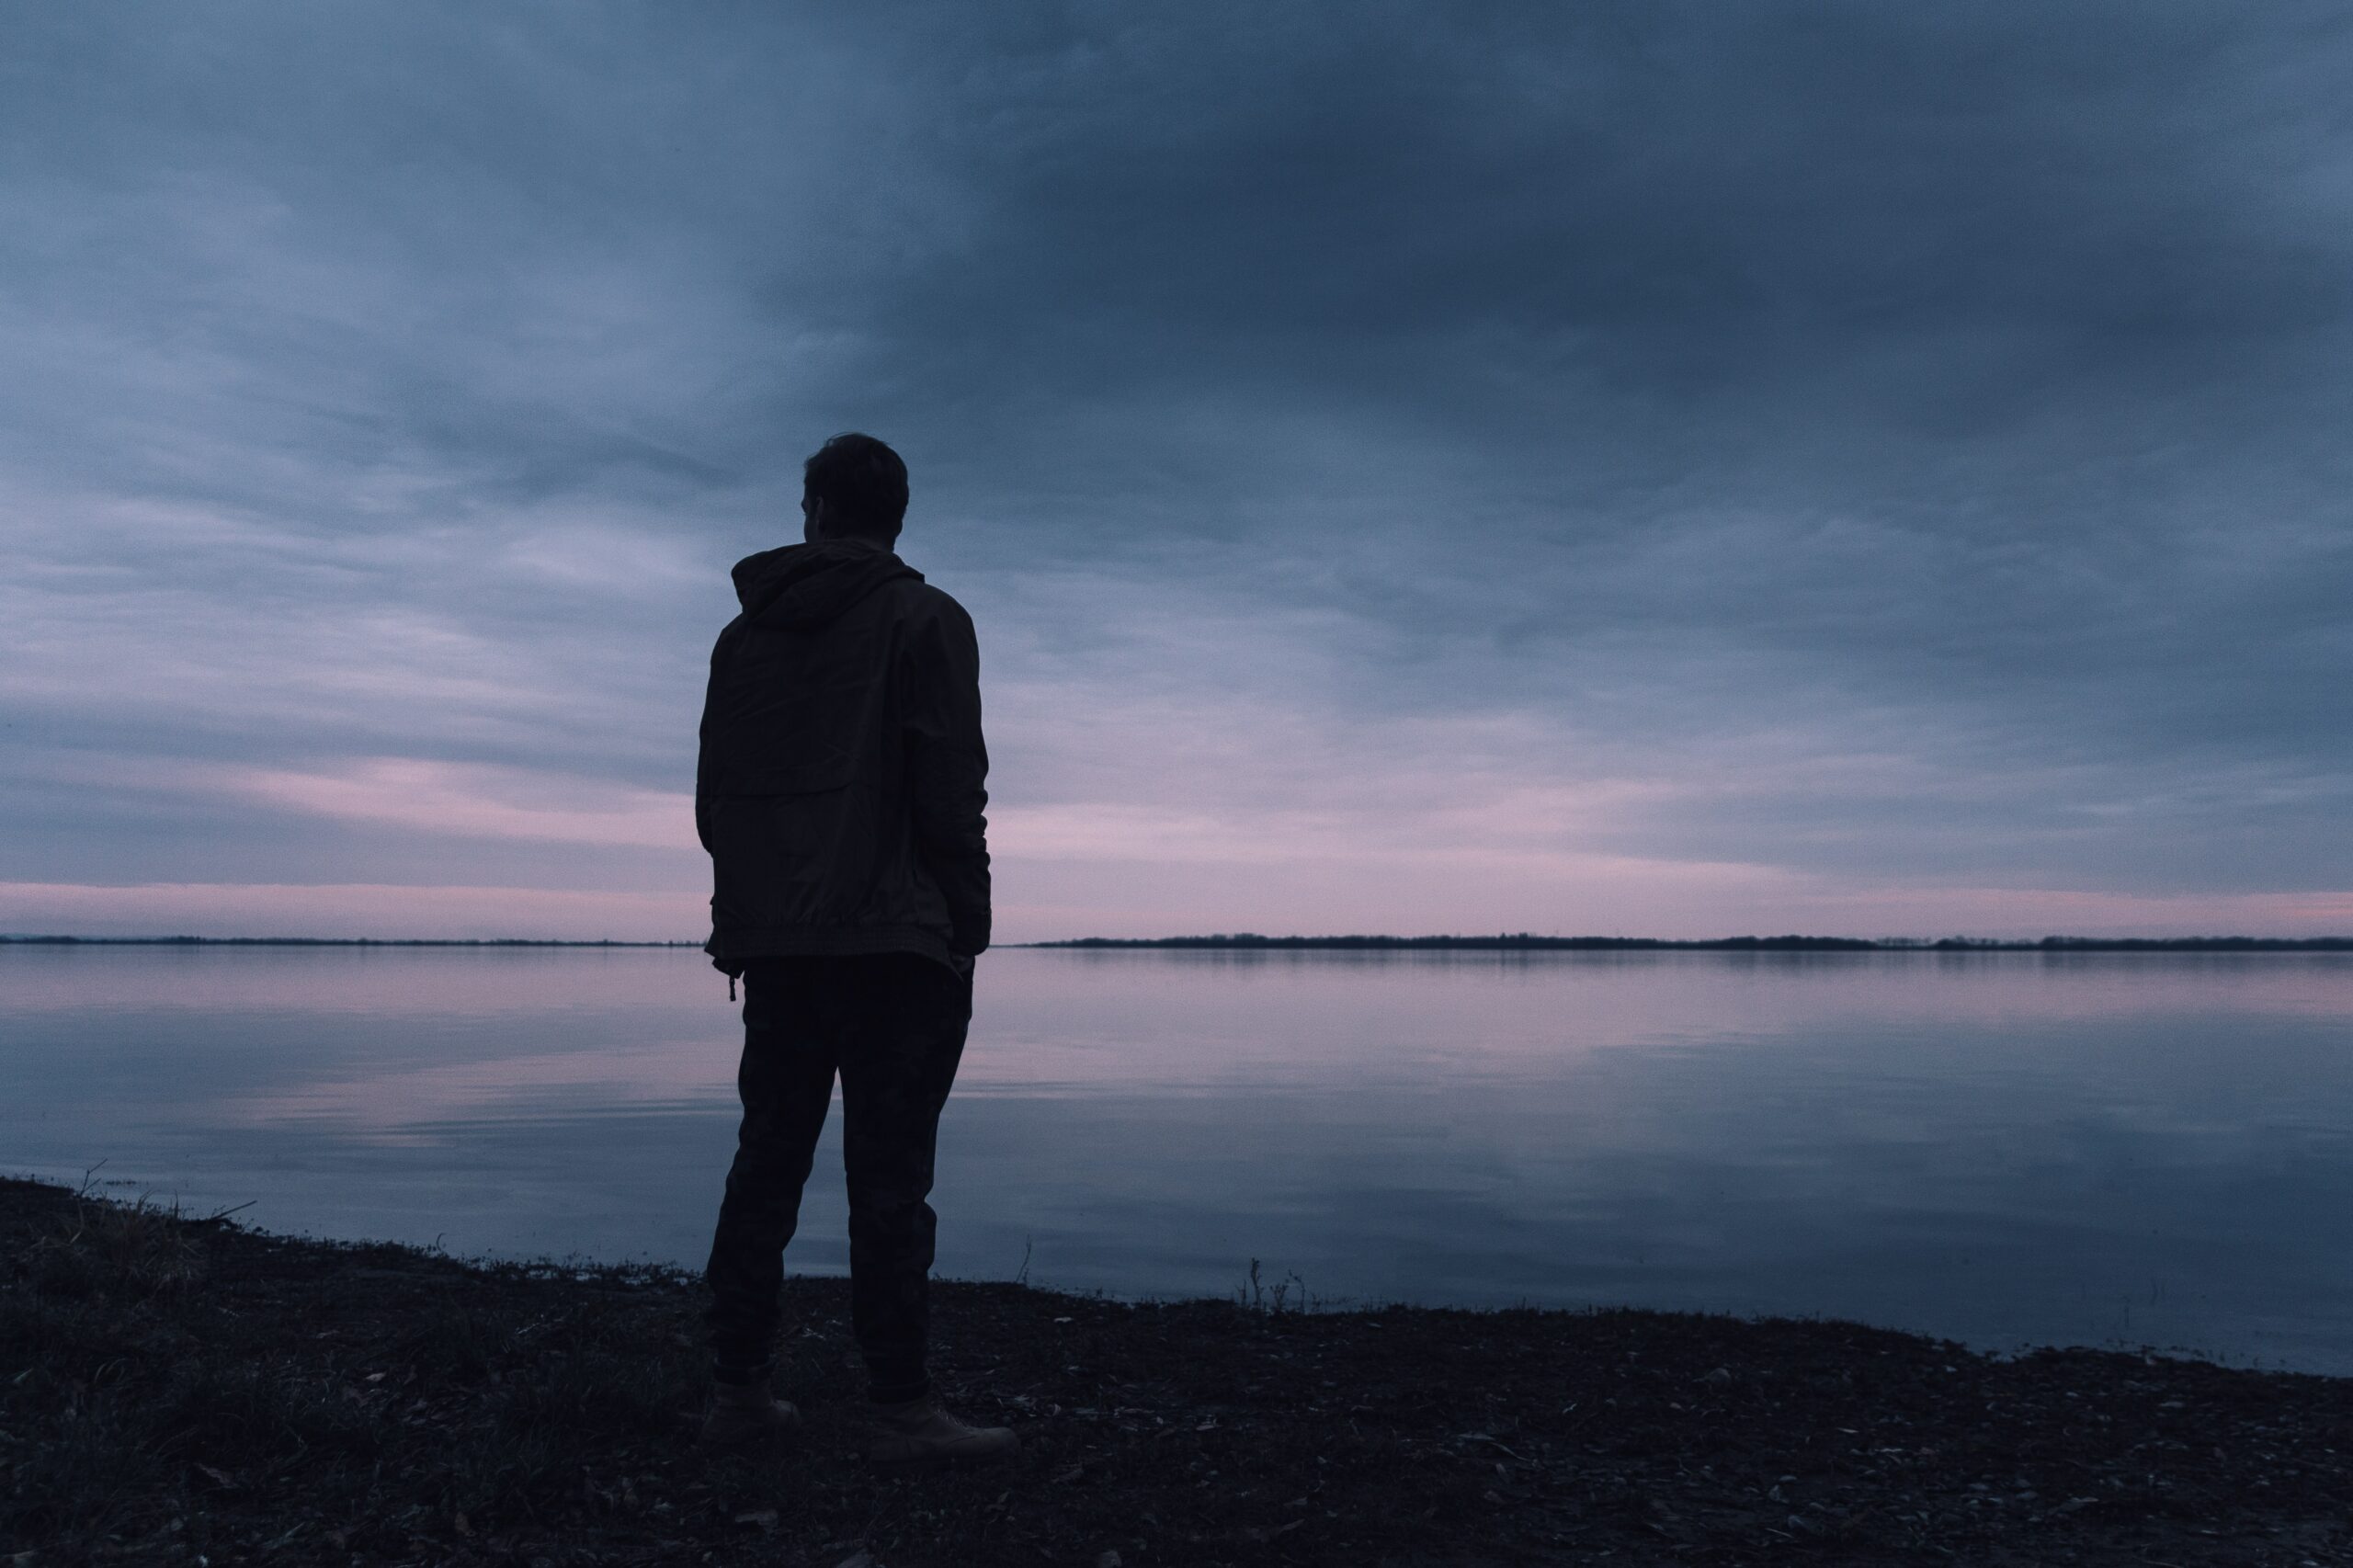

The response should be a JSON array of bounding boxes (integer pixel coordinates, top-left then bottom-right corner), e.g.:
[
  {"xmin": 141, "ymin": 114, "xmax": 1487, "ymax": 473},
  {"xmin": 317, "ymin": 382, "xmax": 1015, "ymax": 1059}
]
[{"xmin": 731, "ymin": 540, "xmax": 921, "ymax": 631}]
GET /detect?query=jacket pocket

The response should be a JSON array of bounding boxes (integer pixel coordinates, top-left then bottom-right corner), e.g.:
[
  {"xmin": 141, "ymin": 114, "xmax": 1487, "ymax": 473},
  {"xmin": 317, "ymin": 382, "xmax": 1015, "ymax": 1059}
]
[{"xmin": 720, "ymin": 759, "xmax": 857, "ymax": 797}]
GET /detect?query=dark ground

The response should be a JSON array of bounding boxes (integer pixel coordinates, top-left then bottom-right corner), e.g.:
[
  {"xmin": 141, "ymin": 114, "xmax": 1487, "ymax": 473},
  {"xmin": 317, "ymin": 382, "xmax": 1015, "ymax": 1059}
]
[{"xmin": 3, "ymin": 1177, "xmax": 2347, "ymax": 1566}]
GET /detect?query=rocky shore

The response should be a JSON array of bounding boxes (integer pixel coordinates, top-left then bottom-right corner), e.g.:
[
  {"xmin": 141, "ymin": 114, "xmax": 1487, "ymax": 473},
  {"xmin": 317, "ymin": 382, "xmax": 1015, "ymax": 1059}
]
[{"xmin": 4, "ymin": 1176, "xmax": 2348, "ymax": 1565}]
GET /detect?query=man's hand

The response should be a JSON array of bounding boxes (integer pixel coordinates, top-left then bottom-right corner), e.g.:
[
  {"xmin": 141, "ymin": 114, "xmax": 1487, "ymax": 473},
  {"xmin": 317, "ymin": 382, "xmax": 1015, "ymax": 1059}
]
[{"xmin": 949, "ymin": 951, "xmax": 976, "ymax": 981}]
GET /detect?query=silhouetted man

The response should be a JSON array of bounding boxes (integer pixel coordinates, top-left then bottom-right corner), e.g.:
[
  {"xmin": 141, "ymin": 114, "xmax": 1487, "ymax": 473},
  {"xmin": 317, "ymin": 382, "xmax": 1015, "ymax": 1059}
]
[{"xmin": 696, "ymin": 432, "xmax": 1012, "ymax": 1464}]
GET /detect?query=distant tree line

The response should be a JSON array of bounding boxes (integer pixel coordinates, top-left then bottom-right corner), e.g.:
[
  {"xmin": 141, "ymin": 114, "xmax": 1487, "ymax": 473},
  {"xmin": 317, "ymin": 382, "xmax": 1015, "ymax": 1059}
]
[
  {"xmin": 7, "ymin": 933, "xmax": 2347, "ymax": 952},
  {"xmin": 1029, "ymin": 933, "xmax": 2353, "ymax": 952}
]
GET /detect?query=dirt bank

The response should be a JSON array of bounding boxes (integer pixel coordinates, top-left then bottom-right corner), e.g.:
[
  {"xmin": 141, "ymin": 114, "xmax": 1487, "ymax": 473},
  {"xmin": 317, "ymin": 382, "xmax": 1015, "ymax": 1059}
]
[{"xmin": 4, "ymin": 1177, "xmax": 2347, "ymax": 1565}]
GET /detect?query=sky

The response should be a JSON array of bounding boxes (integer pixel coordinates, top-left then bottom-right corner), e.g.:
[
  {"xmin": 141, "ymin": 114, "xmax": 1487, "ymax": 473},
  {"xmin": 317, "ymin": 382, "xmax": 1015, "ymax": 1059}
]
[{"xmin": 3, "ymin": 2, "xmax": 2348, "ymax": 942}]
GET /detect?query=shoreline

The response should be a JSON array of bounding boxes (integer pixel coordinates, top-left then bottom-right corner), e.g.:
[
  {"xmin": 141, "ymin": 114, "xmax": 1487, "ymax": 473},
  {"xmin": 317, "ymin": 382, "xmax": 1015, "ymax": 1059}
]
[
  {"xmin": 6, "ymin": 1177, "xmax": 2349, "ymax": 1564},
  {"xmin": 8, "ymin": 933, "xmax": 2351, "ymax": 951},
  {"xmin": 1030, "ymin": 935, "xmax": 2353, "ymax": 953}
]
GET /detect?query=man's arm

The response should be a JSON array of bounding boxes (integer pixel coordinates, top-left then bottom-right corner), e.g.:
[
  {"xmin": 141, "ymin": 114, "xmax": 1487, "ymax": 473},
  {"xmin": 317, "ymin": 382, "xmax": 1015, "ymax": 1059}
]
[
  {"xmin": 693, "ymin": 625, "xmax": 733, "ymax": 858},
  {"xmin": 904, "ymin": 597, "xmax": 991, "ymax": 955}
]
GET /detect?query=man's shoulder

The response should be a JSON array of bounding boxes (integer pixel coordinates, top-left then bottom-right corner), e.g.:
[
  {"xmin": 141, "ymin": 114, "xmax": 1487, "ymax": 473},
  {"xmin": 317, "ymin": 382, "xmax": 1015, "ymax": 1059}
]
[
  {"xmin": 708, "ymin": 609, "xmax": 750, "ymax": 655},
  {"xmin": 881, "ymin": 574, "xmax": 975, "ymax": 631}
]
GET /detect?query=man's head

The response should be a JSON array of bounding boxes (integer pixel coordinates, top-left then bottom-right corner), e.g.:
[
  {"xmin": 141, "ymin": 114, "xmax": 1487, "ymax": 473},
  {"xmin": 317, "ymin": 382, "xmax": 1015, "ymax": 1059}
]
[{"xmin": 801, "ymin": 432, "xmax": 909, "ymax": 547}]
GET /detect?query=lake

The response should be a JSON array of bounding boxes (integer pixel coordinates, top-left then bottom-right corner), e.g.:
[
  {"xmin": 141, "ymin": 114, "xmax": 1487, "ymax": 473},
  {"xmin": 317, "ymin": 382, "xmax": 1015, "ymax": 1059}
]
[{"xmin": 5, "ymin": 944, "xmax": 2350, "ymax": 1373}]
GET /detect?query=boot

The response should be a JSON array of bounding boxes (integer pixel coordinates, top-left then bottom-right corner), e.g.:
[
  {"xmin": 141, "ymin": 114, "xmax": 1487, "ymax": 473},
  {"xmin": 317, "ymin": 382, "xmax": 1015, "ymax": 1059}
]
[
  {"xmin": 701, "ymin": 1378, "xmax": 801, "ymax": 1446},
  {"xmin": 867, "ymin": 1393, "xmax": 1019, "ymax": 1466}
]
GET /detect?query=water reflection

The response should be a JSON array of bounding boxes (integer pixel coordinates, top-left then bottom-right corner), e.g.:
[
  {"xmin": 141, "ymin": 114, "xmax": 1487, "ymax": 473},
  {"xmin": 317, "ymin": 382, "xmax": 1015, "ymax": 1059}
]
[{"xmin": 4, "ymin": 946, "xmax": 2349, "ymax": 1371}]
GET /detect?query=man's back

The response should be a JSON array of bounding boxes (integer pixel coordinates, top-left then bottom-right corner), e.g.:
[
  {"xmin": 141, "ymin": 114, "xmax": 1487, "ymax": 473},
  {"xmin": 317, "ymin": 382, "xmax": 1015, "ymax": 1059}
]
[
  {"xmin": 697, "ymin": 537, "xmax": 990, "ymax": 973},
  {"xmin": 697, "ymin": 431, "xmax": 1015, "ymax": 1465}
]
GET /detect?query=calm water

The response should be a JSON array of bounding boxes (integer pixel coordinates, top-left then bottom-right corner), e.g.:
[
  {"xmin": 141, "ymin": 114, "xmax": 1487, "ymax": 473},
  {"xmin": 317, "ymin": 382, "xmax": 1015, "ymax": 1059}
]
[{"xmin": 5, "ymin": 945, "xmax": 2351, "ymax": 1372}]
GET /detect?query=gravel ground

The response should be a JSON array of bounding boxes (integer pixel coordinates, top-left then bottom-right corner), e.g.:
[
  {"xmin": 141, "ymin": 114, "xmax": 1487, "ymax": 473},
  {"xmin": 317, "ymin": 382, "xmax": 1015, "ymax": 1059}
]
[{"xmin": 5, "ymin": 1176, "xmax": 2349, "ymax": 1566}]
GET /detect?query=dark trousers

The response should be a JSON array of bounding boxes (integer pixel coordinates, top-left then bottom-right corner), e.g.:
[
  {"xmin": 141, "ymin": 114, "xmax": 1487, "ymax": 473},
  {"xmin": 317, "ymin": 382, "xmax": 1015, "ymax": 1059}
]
[{"xmin": 704, "ymin": 952, "xmax": 972, "ymax": 1403}]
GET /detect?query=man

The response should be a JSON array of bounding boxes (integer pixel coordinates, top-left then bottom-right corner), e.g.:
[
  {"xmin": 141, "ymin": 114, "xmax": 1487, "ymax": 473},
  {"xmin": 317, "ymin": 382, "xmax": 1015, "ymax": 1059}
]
[{"xmin": 696, "ymin": 432, "xmax": 1013, "ymax": 1464}]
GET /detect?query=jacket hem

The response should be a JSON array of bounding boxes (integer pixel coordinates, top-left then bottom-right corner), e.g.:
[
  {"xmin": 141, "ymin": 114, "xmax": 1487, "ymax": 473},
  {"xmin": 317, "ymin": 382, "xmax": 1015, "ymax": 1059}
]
[{"xmin": 706, "ymin": 924, "xmax": 956, "ymax": 973}]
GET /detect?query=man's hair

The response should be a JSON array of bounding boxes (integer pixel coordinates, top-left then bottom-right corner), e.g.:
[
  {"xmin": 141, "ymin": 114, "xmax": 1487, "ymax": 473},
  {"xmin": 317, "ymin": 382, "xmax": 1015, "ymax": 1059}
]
[{"xmin": 803, "ymin": 432, "xmax": 909, "ymax": 540}]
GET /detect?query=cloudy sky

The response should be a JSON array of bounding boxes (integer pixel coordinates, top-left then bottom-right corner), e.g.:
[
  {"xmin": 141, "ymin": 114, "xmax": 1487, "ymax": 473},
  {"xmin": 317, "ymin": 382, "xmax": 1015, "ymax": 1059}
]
[{"xmin": 3, "ymin": 3, "xmax": 2347, "ymax": 941}]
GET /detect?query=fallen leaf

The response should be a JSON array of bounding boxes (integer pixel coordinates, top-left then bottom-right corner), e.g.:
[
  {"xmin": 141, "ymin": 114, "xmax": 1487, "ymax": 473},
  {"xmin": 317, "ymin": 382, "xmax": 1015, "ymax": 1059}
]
[
  {"xmin": 194, "ymin": 1464, "xmax": 239, "ymax": 1491},
  {"xmin": 734, "ymin": 1508, "xmax": 779, "ymax": 1530},
  {"xmin": 453, "ymin": 1513, "xmax": 473, "ymax": 1539},
  {"xmin": 1096, "ymin": 1554, "xmax": 1122, "ymax": 1568}
]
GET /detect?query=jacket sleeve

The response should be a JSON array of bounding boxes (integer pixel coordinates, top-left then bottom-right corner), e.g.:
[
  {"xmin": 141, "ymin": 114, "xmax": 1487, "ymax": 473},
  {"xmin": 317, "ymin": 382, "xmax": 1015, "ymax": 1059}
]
[
  {"xmin": 903, "ymin": 596, "xmax": 991, "ymax": 955},
  {"xmin": 693, "ymin": 624, "xmax": 732, "ymax": 858}
]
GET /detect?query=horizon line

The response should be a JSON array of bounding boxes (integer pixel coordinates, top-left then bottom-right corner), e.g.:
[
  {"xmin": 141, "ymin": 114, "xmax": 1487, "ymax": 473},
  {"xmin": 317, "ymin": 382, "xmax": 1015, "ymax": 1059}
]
[
  {"xmin": 5, "ymin": 932, "xmax": 2351, "ymax": 952},
  {"xmin": 1026, "ymin": 933, "xmax": 2353, "ymax": 951}
]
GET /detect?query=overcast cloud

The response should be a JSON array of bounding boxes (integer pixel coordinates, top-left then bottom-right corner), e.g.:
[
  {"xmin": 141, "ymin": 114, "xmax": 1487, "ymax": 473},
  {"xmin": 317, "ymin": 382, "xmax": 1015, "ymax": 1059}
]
[{"xmin": 3, "ymin": 2, "xmax": 2348, "ymax": 939}]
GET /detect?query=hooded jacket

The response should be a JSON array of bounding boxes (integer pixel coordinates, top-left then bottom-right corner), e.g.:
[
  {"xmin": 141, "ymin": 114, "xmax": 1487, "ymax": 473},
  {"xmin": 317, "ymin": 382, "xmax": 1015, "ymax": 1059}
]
[{"xmin": 697, "ymin": 539, "xmax": 990, "ymax": 974}]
